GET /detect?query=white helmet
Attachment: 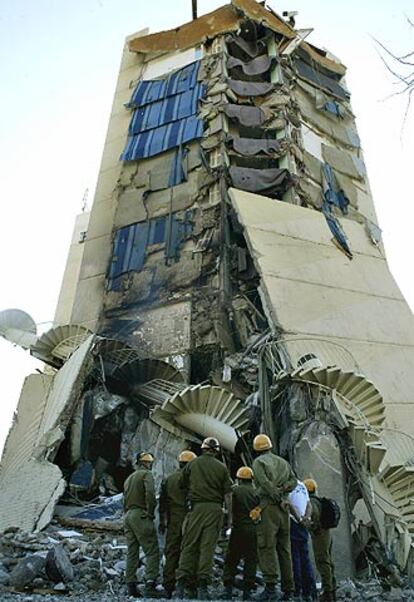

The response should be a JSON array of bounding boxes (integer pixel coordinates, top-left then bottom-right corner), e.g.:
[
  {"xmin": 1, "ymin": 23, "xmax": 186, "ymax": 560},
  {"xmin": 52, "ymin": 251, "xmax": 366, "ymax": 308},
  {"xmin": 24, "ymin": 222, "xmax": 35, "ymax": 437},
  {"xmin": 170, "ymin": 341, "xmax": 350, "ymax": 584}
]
[{"xmin": 201, "ymin": 437, "xmax": 220, "ymax": 450}]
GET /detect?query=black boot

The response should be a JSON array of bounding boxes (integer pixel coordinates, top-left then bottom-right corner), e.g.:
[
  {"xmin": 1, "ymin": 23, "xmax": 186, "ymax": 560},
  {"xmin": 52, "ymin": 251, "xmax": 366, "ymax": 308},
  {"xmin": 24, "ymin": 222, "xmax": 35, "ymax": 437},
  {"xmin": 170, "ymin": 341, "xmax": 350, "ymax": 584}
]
[
  {"xmin": 127, "ymin": 582, "xmax": 140, "ymax": 598},
  {"xmin": 280, "ymin": 592, "xmax": 294, "ymax": 601},
  {"xmin": 144, "ymin": 580, "xmax": 161, "ymax": 598},
  {"xmin": 254, "ymin": 583, "xmax": 276, "ymax": 601},
  {"xmin": 243, "ymin": 588, "xmax": 254, "ymax": 601},
  {"xmin": 221, "ymin": 585, "xmax": 233, "ymax": 599},
  {"xmin": 198, "ymin": 580, "xmax": 211, "ymax": 600}
]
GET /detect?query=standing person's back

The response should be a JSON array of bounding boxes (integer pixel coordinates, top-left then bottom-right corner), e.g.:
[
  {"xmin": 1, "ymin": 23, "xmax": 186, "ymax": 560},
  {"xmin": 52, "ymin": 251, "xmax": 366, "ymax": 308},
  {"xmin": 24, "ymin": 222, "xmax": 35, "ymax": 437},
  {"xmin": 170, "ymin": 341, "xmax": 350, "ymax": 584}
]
[
  {"xmin": 175, "ymin": 437, "xmax": 232, "ymax": 600},
  {"xmin": 252, "ymin": 434, "xmax": 297, "ymax": 602},
  {"xmin": 159, "ymin": 450, "xmax": 196, "ymax": 597},
  {"xmin": 222, "ymin": 467, "xmax": 259, "ymax": 600},
  {"xmin": 304, "ymin": 479, "xmax": 337, "ymax": 602},
  {"xmin": 123, "ymin": 452, "xmax": 160, "ymax": 598},
  {"xmin": 287, "ymin": 480, "xmax": 316, "ymax": 601}
]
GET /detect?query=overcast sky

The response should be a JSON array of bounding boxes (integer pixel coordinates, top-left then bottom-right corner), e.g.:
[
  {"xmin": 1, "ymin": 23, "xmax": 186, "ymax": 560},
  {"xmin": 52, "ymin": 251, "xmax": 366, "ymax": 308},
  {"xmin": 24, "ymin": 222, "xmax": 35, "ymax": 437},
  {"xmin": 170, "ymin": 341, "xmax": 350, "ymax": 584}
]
[{"xmin": 0, "ymin": 0, "xmax": 413, "ymax": 455}]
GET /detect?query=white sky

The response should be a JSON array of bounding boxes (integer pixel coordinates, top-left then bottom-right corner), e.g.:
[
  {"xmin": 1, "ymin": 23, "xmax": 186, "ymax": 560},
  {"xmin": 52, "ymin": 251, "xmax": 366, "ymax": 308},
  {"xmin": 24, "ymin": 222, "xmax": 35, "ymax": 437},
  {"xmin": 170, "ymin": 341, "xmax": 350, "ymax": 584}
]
[{"xmin": 0, "ymin": 0, "xmax": 413, "ymax": 455}]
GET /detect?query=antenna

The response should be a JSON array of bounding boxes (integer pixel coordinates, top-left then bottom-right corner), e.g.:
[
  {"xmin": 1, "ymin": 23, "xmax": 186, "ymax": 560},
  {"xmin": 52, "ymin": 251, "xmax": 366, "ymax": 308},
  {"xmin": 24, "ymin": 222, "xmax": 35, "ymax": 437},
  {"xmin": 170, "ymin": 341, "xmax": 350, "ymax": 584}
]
[
  {"xmin": 192, "ymin": 0, "xmax": 197, "ymax": 20},
  {"xmin": 81, "ymin": 188, "xmax": 89, "ymax": 213}
]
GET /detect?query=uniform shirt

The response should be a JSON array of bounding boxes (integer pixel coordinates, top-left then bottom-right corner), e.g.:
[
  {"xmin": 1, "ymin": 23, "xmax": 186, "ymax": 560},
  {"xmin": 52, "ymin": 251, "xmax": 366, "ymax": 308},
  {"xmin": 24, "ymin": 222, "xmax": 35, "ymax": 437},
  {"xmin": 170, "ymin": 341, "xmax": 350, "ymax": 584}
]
[
  {"xmin": 288, "ymin": 480, "xmax": 310, "ymax": 522},
  {"xmin": 308, "ymin": 493, "xmax": 323, "ymax": 534},
  {"xmin": 123, "ymin": 467, "xmax": 156, "ymax": 516},
  {"xmin": 182, "ymin": 453, "xmax": 232, "ymax": 504},
  {"xmin": 232, "ymin": 481, "xmax": 260, "ymax": 527},
  {"xmin": 252, "ymin": 451, "xmax": 297, "ymax": 505},
  {"xmin": 159, "ymin": 468, "xmax": 186, "ymax": 518}
]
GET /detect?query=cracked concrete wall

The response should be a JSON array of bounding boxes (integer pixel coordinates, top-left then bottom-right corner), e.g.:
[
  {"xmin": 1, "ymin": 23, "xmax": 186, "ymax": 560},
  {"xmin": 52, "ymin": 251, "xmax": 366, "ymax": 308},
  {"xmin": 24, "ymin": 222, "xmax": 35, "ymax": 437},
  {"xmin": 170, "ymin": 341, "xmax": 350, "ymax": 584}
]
[
  {"xmin": 102, "ymin": 301, "xmax": 192, "ymax": 357},
  {"xmin": 294, "ymin": 421, "xmax": 354, "ymax": 580},
  {"xmin": 230, "ymin": 189, "xmax": 414, "ymax": 437},
  {"xmin": 0, "ymin": 374, "xmax": 54, "ymax": 480},
  {"xmin": 0, "ymin": 337, "xmax": 94, "ymax": 532}
]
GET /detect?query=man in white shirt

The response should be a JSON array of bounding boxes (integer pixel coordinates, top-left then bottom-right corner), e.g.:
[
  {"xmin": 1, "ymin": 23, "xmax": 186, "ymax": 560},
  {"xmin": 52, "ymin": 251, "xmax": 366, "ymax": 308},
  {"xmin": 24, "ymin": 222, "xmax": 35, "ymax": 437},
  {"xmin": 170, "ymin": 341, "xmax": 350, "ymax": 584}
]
[{"xmin": 287, "ymin": 481, "xmax": 316, "ymax": 601}]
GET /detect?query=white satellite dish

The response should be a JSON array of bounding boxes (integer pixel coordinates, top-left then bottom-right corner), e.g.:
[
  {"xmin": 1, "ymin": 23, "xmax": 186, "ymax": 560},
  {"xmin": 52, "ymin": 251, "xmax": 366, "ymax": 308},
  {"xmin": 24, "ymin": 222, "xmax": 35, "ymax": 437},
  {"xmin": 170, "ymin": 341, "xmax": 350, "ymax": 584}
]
[{"xmin": 0, "ymin": 308, "xmax": 38, "ymax": 349}]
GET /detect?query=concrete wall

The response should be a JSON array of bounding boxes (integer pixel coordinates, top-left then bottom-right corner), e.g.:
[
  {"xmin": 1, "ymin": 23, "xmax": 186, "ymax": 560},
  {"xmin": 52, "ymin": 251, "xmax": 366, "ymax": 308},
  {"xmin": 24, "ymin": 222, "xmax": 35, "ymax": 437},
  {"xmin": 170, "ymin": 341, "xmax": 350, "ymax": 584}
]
[
  {"xmin": 230, "ymin": 189, "xmax": 414, "ymax": 437},
  {"xmin": 70, "ymin": 30, "xmax": 148, "ymax": 330},
  {"xmin": 54, "ymin": 211, "xmax": 90, "ymax": 325}
]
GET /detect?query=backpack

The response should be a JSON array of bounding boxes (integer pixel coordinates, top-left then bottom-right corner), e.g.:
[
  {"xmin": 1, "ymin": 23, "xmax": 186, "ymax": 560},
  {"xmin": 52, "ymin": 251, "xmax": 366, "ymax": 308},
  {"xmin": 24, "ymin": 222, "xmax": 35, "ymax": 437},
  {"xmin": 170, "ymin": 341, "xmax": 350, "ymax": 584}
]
[{"xmin": 318, "ymin": 497, "xmax": 341, "ymax": 529}]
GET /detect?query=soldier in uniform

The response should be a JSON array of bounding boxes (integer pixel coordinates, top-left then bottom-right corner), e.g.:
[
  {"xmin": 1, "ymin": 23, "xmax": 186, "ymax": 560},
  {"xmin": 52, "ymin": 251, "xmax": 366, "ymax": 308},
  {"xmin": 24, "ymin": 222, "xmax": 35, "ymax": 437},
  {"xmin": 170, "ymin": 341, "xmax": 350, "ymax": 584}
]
[
  {"xmin": 175, "ymin": 437, "xmax": 233, "ymax": 600},
  {"xmin": 252, "ymin": 434, "xmax": 297, "ymax": 602},
  {"xmin": 159, "ymin": 450, "xmax": 197, "ymax": 597},
  {"xmin": 222, "ymin": 466, "xmax": 259, "ymax": 601},
  {"xmin": 303, "ymin": 479, "xmax": 336, "ymax": 602},
  {"xmin": 123, "ymin": 452, "xmax": 160, "ymax": 598}
]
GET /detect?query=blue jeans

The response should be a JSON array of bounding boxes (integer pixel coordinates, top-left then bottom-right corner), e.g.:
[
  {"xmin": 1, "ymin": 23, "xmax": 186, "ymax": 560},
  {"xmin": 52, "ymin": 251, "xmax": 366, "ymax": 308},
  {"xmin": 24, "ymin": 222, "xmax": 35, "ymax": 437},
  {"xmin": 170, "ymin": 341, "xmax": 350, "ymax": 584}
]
[{"xmin": 290, "ymin": 519, "xmax": 316, "ymax": 597}]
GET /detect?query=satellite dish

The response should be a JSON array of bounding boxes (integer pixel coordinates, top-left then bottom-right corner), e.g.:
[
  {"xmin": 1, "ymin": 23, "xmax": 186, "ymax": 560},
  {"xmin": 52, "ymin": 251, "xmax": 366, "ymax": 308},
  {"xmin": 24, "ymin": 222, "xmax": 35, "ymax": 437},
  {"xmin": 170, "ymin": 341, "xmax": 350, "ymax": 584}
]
[
  {"xmin": 0, "ymin": 308, "xmax": 38, "ymax": 349},
  {"xmin": 0, "ymin": 309, "xmax": 37, "ymax": 334}
]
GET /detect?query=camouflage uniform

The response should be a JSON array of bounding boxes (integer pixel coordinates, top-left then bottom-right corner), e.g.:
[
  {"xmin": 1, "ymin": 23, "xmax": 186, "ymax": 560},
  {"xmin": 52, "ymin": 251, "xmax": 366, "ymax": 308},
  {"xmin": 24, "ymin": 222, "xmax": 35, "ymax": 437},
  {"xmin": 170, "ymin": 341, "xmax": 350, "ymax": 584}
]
[
  {"xmin": 223, "ymin": 480, "xmax": 259, "ymax": 591},
  {"xmin": 176, "ymin": 453, "xmax": 232, "ymax": 588},
  {"xmin": 309, "ymin": 493, "xmax": 336, "ymax": 596},
  {"xmin": 252, "ymin": 452, "xmax": 297, "ymax": 594},
  {"xmin": 159, "ymin": 468, "xmax": 188, "ymax": 594},
  {"xmin": 123, "ymin": 467, "xmax": 160, "ymax": 584}
]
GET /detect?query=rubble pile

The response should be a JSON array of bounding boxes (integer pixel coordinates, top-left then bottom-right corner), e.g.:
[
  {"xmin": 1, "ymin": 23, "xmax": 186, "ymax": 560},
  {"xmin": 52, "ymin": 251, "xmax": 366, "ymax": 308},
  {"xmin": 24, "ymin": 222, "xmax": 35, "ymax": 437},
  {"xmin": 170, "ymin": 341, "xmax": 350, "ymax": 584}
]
[
  {"xmin": 0, "ymin": 522, "xmax": 129, "ymax": 599},
  {"xmin": 1, "ymin": 522, "xmax": 414, "ymax": 601}
]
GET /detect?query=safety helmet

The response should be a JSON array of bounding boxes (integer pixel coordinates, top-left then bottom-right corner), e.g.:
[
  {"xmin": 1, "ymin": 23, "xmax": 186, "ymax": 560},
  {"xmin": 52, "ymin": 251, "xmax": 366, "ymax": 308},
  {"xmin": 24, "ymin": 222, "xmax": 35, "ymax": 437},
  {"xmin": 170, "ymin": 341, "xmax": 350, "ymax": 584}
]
[
  {"xmin": 179, "ymin": 450, "xmax": 197, "ymax": 463},
  {"xmin": 236, "ymin": 466, "xmax": 254, "ymax": 480},
  {"xmin": 138, "ymin": 452, "xmax": 154, "ymax": 463},
  {"xmin": 253, "ymin": 434, "xmax": 273, "ymax": 452},
  {"xmin": 201, "ymin": 437, "xmax": 220, "ymax": 450},
  {"xmin": 303, "ymin": 478, "xmax": 317, "ymax": 493}
]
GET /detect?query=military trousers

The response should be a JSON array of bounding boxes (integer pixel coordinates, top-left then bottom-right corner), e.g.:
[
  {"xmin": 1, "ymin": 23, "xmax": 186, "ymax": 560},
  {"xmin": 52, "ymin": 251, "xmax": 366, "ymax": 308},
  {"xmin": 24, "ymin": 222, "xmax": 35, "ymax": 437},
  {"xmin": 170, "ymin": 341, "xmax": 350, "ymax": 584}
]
[
  {"xmin": 311, "ymin": 529, "xmax": 336, "ymax": 594},
  {"xmin": 124, "ymin": 508, "xmax": 160, "ymax": 583},
  {"xmin": 256, "ymin": 503, "xmax": 294, "ymax": 593},
  {"xmin": 223, "ymin": 523, "xmax": 257, "ymax": 590},
  {"xmin": 176, "ymin": 501, "xmax": 223, "ymax": 586},
  {"xmin": 163, "ymin": 509, "xmax": 186, "ymax": 592}
]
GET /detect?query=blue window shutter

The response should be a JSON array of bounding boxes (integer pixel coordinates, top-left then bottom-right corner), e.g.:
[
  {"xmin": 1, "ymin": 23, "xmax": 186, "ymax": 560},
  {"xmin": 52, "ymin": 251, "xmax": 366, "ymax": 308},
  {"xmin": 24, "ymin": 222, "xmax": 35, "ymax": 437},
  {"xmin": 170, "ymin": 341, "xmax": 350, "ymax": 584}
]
[
  {"xmin": 109, "ymin": 222, "xmax": 149, "ymax": 290},
  {"xmin": 151, "ymin": 217, "xmax": 167, "ymax": 244},
  {"xmin": 129, "ymin": 222, "xmax": 149, "ymax": 271}
]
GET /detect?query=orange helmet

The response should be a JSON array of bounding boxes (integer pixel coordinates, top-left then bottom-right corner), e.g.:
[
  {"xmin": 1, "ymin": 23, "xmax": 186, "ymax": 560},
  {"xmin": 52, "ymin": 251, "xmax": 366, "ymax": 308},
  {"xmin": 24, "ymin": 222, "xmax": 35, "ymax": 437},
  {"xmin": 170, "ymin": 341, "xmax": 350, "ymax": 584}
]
[
  {"xmin": 236, "ymin": 466, "xmax": 254, "ymax": 480},
  {"xmin": 253, "ymin": 434, "xmax": 272, "ymax": 452},
  {"xmin": 303, "ymin": 478, "xmax": 317, "ymax": 493},
  {"xmin": 179, "ymin": 450, "xmax": 197, "ymax": 463}
]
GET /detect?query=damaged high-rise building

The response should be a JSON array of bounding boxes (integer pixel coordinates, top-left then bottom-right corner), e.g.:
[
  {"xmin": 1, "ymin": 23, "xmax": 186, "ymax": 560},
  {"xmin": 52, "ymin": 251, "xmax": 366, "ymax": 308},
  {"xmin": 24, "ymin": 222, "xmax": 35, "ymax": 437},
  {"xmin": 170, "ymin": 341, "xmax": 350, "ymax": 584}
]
[{"xmin": 1, "ymin": 0, "xmax": 414, "ymax": 584}]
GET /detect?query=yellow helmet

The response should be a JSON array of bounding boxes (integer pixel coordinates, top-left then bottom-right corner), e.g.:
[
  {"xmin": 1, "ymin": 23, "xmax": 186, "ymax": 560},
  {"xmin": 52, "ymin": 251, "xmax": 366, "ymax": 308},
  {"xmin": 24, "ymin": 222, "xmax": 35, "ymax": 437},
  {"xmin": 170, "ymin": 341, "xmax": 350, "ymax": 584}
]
[
  {"xmin": 303, "ymin": 478, "xmax": 317, "ymax": 493},
  {"xmin": 201, "ymin": 437, "xmax": 220, "ymax": 450},
  {"xmin": 179, "ymin": 450, "xmax": 197, "ymax": 463},
  {"xmin": 236, "ymin": 466, "xmax": 253, "ymax": 480},
  {"xmin": 138, "ymin": 452, "xmax": 154, "ymax": 463},
  {"xmin": 253, "ymin": 434, "xmax": 273, "ymax": 452}
]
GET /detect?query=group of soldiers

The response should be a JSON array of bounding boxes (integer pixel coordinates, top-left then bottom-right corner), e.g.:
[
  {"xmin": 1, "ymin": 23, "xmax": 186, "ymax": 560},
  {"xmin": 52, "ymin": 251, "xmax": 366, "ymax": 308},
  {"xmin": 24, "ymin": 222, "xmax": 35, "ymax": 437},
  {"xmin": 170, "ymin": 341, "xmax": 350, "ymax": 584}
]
[{"xmin": 123, "ymin": 434, "xmax": 336, "ymax": 601}]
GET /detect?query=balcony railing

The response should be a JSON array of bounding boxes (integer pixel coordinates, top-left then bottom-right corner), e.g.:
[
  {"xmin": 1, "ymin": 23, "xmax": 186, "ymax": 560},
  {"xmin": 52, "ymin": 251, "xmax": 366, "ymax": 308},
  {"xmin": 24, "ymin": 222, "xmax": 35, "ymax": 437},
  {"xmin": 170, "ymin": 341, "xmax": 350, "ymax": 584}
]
[{"xmin": 259, "ymin": 335, "xmax": 360, "ymax": 376}]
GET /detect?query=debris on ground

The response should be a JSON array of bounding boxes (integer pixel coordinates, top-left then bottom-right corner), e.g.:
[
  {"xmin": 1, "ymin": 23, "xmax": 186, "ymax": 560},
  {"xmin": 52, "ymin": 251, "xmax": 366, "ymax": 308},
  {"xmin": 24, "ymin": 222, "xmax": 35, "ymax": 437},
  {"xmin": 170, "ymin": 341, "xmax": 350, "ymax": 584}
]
[{"xmin": 1, "ymin": 521, "xmax": 414, "ymax": 601}]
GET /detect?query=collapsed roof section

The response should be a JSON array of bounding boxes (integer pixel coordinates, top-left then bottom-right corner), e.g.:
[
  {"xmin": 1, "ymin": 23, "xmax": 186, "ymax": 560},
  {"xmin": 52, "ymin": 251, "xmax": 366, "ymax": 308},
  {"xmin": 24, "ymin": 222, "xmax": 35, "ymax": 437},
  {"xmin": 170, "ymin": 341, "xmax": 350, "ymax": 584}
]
[{"xmin": 128, "ymin": 0, "xmax": 345, "ymax": 77}]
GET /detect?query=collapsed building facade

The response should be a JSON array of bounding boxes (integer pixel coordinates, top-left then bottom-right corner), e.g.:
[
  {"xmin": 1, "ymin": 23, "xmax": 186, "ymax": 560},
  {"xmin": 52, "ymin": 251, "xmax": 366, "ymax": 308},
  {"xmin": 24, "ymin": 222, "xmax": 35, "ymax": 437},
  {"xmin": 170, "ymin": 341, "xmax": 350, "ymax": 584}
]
[{"xmin": 1, "ymin": 0, "xmax": 414, "ymax": 584}]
